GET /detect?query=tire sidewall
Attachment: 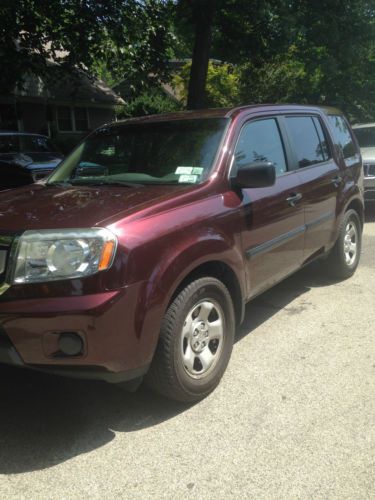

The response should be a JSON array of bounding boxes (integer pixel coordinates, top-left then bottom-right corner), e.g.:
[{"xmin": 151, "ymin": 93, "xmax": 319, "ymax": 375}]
[
  {"xmin": 171, "ymin": 279, "xmax": 235, "ymax": 399},
  {"xmin": 337, "ymin": 209, "xmax": 362, "ymax": 274}
]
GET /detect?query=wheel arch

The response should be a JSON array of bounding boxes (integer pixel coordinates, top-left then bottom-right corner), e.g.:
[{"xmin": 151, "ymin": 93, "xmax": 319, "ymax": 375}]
[
  {"xmin": 134, "ymin": 235, "xmax": 247, "ymax": 367},
  {"xmin": 346, "ymin": 197, "xmax": 364, "ymax": 229},
  {"xmin": 166, "ymin": 260, "xmax": 245, "ymax": 328}
]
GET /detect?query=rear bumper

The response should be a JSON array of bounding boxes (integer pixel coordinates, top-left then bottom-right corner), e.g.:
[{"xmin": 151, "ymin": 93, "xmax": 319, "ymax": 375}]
[{"xmin": 0, "ymin": 281, "xmax": 156, "ymax": 382}]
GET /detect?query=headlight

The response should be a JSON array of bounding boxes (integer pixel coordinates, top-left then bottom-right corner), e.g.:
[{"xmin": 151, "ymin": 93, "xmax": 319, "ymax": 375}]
[{"xmin": 12, "ymin": 228, "xmax": 117, "ymax": 284}]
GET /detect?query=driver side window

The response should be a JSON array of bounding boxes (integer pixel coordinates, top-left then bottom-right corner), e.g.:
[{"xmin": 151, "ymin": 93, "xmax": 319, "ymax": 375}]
[{"xmin": 235, "ymin": 118, "xmax": 287, "ymax": 176}]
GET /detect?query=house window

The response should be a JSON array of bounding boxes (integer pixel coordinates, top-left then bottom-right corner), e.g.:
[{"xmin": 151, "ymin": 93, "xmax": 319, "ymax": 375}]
[
  {"xmin": 57, "ymin": 106, "xmax": 89, "ymax": 132},
  {"xmin": 57, "ymin": 106, "xmax": 73, "ymax": 131},
  {"xmin": 74, "ymin": 107, "xmax": 89, "ymax": 131},
  {"xmin": 0, "ymin": 104, "xmax": 18, "ymax": 131}
]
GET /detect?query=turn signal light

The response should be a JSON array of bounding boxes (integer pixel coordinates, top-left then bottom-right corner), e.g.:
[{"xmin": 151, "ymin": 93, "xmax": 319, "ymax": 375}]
[{"xmin": 98, "ymin": 240, "xmax": 116, "ymax": 270}]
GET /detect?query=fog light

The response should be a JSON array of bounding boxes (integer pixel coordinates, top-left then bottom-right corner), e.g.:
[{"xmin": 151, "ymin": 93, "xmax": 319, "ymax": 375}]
[{"xmin": 58, "ymin": 332, "xmax": 84, "ymax": 356}]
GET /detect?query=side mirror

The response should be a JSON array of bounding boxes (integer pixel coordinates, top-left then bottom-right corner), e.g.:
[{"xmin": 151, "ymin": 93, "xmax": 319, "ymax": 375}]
[{"xmin": 232, "ymin": 161, "xmax": 276, "ymax": 189}]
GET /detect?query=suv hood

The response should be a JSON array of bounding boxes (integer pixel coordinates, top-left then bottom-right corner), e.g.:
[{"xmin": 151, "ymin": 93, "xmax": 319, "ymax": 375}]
[
  {"xmin": 360, "ymin": 147, "xmax": 375, "ymax": 161},
  {"xmin": 0, "ymin": 183, "xmax": 190, "ymax": 232}
]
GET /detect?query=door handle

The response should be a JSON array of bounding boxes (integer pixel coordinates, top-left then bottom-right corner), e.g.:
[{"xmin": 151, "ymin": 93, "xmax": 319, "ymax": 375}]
[
  {"xmin": 286, "ymin": 192, "xmax": 302, "ymax": 207},
  {"xmin": 331, "ymin": 175, "xmax": 342, "ymax": 187}
]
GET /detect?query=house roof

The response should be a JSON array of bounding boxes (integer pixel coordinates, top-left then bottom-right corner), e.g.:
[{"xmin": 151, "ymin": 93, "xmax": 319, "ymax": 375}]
[{"xmin": 15, "ymin": 66, "xmax": 124, "ymax": 107}]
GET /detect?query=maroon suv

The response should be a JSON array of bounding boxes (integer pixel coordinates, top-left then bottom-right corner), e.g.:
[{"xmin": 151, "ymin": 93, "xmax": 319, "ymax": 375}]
[{"xmin": 0, "ymin": 105, "xmax": 364, "ymax": 402}]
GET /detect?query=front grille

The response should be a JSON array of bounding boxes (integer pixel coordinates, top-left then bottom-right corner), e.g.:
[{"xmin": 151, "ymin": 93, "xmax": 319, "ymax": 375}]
[{"xmin": 363, "ymin": 163, "xmax": 375, "ymax": 177}]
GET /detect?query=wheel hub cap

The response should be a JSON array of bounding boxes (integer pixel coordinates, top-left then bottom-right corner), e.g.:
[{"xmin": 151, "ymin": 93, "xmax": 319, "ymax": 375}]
[
  {"xmin": 191, "ymin": 321, "xmax": 209, "ymax": 353},
  {"xmin": 181, "ymin": 299, "xmax": 224, "ymax": 379},
  {"xmin": 344, "ymin": 221, "xmax": 357, "ymax": 266}
]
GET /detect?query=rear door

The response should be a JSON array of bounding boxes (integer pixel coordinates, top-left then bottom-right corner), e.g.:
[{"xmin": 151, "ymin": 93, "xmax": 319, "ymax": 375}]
[
  {"xmin": 232, "ymin": 116, "xmax": 305, "ymax": 298},
  {"xmin": 283, "ymin": 114, "xmax": 340, "ymax": 260},
  {"xmin": 327, "ymin": 114, "xmax": 363, "ymax": 197}
]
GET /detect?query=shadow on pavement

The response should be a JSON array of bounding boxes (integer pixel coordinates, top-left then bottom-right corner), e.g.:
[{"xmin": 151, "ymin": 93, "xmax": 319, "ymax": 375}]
[
  {"xmin": 236, "ymin": 260, "xmax": 340, "ymax": 342},
  {"xmin": 0, "ymin": 366, "xmax": 189, "ymax": 474},
  {"xmin": 0, "ymin": 259, "xmax": 346, "ymax": 474}
]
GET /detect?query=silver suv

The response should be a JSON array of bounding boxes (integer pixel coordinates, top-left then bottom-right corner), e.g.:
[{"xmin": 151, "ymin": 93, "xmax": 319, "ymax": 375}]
[{"xmin": 352, "ymin": 123, "xmax": 375, "ymax": 202}]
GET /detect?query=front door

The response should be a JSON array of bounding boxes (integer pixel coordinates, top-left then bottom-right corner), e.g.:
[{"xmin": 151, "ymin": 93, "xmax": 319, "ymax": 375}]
[{"xmin": 232, "ymin": 117, "xmax": 305, "ymax": 298}]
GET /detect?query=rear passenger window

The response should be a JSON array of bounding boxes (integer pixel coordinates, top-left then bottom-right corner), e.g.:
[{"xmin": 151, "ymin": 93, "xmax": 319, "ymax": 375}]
[
  {"xmin": 327, "ymin": 115, "xmax": 356, "ymax": 159},
  {"xmin": 234, "ymin": 118, "xmax": 287, "ymax": 176},
  {"xmin": 286, "ymin": 116, "xmax": 328, "ymax": 168},
  {"xmin": 312, "ymin": 117, "xmax": 330, "ymax": 160}
]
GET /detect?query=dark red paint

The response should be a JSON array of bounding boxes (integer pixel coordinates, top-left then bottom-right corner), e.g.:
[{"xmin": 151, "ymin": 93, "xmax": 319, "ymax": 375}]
[{"xmin": 0, "ymin": 105, "xmax": 364, "ymax": 382}]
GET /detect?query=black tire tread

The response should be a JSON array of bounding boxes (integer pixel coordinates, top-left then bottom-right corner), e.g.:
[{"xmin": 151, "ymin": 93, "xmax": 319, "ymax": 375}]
[
  {"xmin": 146, "ymin": 277, "xmax": 234, "ymax": 402},
  {"xmin": 325, "ymin": 209, "xmax": 362, "ymax": 279}
]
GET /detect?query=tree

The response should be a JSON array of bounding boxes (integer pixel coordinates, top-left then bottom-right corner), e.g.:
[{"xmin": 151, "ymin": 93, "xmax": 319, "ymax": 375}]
[
  {"xmin": 174, "ymin": 0, "xmax": 292, "ymax": 109},
  {"xmin": 239, "ymin": 0, "xmax": 375, "ymax": 121},
  {"xmin": 174, "ymin": 0, "xmax": 375, "ymax": 121},
  {"xmin": 0, "ymin": 0, "xmax": 173, "ymax": 95},
  {"xmin": 184, "ymin": 0, "xmax": 216, "ymax": 109},
  {"xmin": 173, "ymin": 60, "xmax": 241, "ymax": 107},
  {"xmin": 119, "ymin": 88, "xmax": 182, "ymax": 117}
]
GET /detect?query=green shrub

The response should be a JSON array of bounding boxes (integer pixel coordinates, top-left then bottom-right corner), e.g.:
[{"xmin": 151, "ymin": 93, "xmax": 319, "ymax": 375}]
[{"xmin": 119, "ymin": 88, "xmax": 182, "ymax": 118}]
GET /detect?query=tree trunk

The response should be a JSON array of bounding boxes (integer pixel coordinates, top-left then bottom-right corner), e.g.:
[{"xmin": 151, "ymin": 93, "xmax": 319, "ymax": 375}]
[{"xmin": 186, "ymin": 0, "xmax": 215, "ymax": 110}]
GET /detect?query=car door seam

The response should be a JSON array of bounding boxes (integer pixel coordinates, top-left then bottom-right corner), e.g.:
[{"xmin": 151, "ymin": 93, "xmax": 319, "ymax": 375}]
[
  {"xmin": 245, "ymin": 225, "xmax": 305, "ymax": 259},
  {"xmin": 305, "ymin": 210, "xmax": 335, "ymax": 230},
  {"xmin": 245, "ymin": 210, "xmax": 335, "ymax": 259}
]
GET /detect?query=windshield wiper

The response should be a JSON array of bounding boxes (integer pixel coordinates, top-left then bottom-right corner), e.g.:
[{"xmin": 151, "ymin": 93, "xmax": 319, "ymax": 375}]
[
  {"xmin": 69, "ymin": 179, "xmax": 144, "ymax": 188},
  {"xmin": 46, "ymin": 181, "xmax": 73, "ymax": 187}
]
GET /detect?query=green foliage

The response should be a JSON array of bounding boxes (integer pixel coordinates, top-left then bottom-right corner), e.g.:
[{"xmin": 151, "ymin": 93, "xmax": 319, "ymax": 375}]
[
  {"xmin": 0, "ymin": 0, "xmax": 174, "ymax": 95},
  {"xmin": 239, "ymin": 47, "xmax": 308, "ymax": 104},
  {"xmin": 1, "ymin": 0, "xmax": 375, "ymax": 122},
  {"xmin": 239, "ymin": 0, "xmax": 375, "ymax": 121},
  {"xmin": 174, "ymin": 0, "xmax": 375, "ymax": 121},
  {"xmin": 205, "ymin": 62, "xmax": 241, "ymax": 107},
  {"xmin": 119, "ymin": 88, "xmax": 182, "ymax": 118},
  {"xmin": 173, "ymin": 61, "xmax": 241, "ymax": 107}
]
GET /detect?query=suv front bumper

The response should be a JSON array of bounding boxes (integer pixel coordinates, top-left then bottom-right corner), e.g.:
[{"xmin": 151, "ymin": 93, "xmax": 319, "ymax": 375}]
[{"xmin": 0, "ymin": 282, "xmax": 154, "ymax": 383}]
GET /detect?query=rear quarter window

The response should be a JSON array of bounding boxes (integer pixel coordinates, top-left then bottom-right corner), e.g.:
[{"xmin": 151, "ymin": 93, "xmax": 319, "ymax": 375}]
[{"xmin": 327, "ymin": 115, "xmax": 357, "ymax": 159}]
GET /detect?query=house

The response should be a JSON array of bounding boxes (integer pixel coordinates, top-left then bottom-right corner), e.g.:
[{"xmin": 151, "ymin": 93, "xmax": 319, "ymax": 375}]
[
  {"xmin": 111, "ymin": 59, "xmax": 189, "ymax": 110},
  {"xmin": 0, "ymin": 66, "xmax": 124, "ymax": 152}
]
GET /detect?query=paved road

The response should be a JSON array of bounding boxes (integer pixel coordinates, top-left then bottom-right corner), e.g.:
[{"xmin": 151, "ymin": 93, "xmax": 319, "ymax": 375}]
[{"xmin": 0, "ymin": 207, "xmax": 374, "ymax": 499}]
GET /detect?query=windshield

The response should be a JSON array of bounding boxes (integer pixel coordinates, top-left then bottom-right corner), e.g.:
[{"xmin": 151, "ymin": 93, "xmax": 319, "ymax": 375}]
[
  {"xmin": 0, "ymin": 135, "xmax": 58, "ymax": 154},
  {"xmin": 353, "ymin": 127, "xmax": 375, "ymax": 148},
  {"xmin": 47, "ymin": 118, "xmax": 229, "ymax": 186}
]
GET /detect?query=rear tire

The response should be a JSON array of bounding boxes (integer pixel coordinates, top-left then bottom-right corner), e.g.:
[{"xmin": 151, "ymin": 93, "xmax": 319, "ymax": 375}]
[
  {"xmin": 146, "ymin": 277, "xmax": 235, "ymax": 403},
  {"xmin": 325, "ymin": 209, "xmax": 362, "ymax": 279}
]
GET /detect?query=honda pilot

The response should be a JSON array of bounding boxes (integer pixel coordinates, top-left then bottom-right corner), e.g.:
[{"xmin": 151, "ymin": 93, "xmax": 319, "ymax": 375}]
[{"xmin": 0, "ymin": 105, "xmax": 364, "ymax": 402}]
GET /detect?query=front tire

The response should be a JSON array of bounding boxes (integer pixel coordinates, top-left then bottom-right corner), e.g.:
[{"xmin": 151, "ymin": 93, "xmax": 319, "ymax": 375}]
[
  {"xmin": 325, "ymin": 209, "xmax": 362, "ymax": 279},
  {"xmin": 146, "ymin": 277, "xmax": 235, "ymax": 403}
]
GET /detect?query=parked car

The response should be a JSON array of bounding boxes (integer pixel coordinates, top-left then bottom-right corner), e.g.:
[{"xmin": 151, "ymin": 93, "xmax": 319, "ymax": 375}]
[
  {"xmin": 0, "ymin": 159, "xmax": 37, "ymax": 190},
  {"xmin": 0, "ymin": 132, "xmax": 63, "ymax": 186},
  {"xmin": 0, "ymin": 105, "xmax": 363, "ymax": 402},
  {"xmin": 352, "ymin": 123, "xmax": 375, "ymax": 202}
]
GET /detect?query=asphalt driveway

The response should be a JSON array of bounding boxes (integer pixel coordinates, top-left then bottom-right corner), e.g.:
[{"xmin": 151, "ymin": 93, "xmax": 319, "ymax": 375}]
[{"xmin": 0, "ymin": 207, "xmax": 374, "ymax": 499}]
